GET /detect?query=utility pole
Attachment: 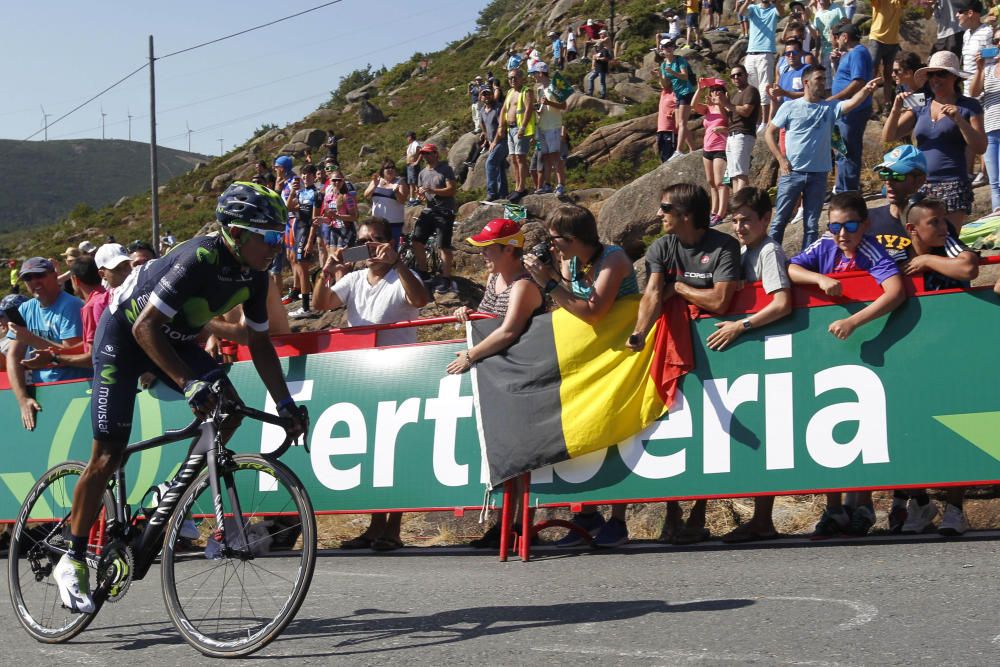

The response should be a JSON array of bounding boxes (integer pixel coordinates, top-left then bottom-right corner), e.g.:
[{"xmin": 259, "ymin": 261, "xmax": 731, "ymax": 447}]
[
  {"xmin": 100, "ymin": 105, "xmax": 107, "ymax": 140},
  {"xmin": 127, "ymin": 108, "xmax": 134, "ymax": 142},
  {"xmin": 609, "ymin": 0, "xmax": 616, "ymax": 45},
  {"xmin": 186, "ymin": 121, "xmax": 193, "ymax": 153},
  {"xmin": 218, "ymin": 135, "xmax": 224, "ymax": 156},
  {"xmin": 149, "ymin": 35, "xmax": 160, "ymax": 249},
  {"xmin": 40, "ymin": 105, "xmax": 50, "ymax": 141}
]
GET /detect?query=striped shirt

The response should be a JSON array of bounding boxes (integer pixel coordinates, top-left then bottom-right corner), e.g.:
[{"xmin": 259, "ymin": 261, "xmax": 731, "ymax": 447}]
[
  {"xmin": 478, "ymin": 271, "xmax": 546, "ymax": 320},
  {"xmin": 963, "ymin": 24, "xmax": 994, "ymax": 97},
  {"xmin": 790, "ymin": 234, "xmax": 899, "ymax": 284},
  {"xmin": 982, "ymin": 64, "xmax": 1000, "ymax": 133},
  {"xmin": 920, "ymin": 234, "xmax": 976, "ymax": 292}
]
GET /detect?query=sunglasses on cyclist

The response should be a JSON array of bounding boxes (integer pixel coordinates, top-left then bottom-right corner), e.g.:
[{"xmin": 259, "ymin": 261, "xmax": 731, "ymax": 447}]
[
  {"xmin": 230, "ymin": 224, "xmax": 283, "ymax": 247},
  {"xmin": 828, "ymin": 220, "xmax": 862, "ymax": 234},
  {"xmin": 877, "ymin": 168, "xmax": 908, "ymax": 182}
]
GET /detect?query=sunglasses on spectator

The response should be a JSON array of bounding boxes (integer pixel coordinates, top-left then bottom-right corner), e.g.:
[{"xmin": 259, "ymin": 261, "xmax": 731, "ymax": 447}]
[
  {"xmin": 323, "ymin": 165, "xmax": 337, "ymax": 172},
  {"xmin": 891, "ymin": 67, "xmax": 903, "ymax": 74},
  {"xmin": 357, "ymin": 236, "xmax": 388, "ymax": 244},
  {"xmin": 877, "ymin": 168, "xmax": 908, "ymax": 182},
  {"xmin": 784, "ymin": 50, "xmax": 800, "ymax": 57},
  {"xmin": 731, "ymin": 71, "xmax": 746, "ymax": 77},
  {"xmin": 330, "ymin": 178, "xmax": 344, "ymax": 182},
  {"xmin": 927, "ymin": 70, "xmax": 951, "ymax": 79},
  {"xmin": 22, "ymin": 273, "xmax": 47, "ymax": 282},
  {"xmin": 659, "ymin": 202, "xmax": 674, "ymax": 214},
  {"xmin": 828, "ymin": 221, "xmax": 862, "ymax": 234},
  {"xmin": 230, "ymin": 224, "xmax": 283, "ymax": 247}
]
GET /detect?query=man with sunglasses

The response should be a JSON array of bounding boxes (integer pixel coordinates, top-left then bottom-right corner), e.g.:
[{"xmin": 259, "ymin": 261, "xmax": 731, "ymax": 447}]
[
  {"xmin": 6, "ymin": 257, "xmax": 90, "ymax": 432},
  {"xmin": 868, "ymin": 145, "xmax": 928, "ymax": 263},
  {"xmin": 51, "ymin": 181, "xmax": 308, "ymax": 614}
]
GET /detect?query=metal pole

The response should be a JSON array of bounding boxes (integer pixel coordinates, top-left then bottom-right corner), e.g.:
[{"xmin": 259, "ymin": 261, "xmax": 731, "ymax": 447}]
[{"xmin": 149, "ymin": 35, "xmax": 160, "ymax": 249}]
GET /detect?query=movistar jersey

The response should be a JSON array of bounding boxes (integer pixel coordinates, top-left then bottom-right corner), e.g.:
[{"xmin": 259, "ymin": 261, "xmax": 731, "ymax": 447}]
[{"xmin": 110, "ymin": 233, "xmax": 269, "ymax": 340}]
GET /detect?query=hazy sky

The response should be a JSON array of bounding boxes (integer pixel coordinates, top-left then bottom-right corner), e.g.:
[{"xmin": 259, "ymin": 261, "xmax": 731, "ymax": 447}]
[{"xmin": 3, "ymin": 0, "xmax": 490, "ymax": 156}]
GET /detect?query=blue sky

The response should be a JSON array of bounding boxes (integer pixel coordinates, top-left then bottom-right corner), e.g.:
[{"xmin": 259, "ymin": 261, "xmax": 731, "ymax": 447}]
[{"xmin": 3, "ymin": 0, "xmax": 490, "ymax": 156}]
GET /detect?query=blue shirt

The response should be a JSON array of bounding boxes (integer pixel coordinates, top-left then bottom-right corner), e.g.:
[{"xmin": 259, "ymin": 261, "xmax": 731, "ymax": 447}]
[
  {"xmin": 832, "ymin": 43, "xmax": 873, "ymax": 119},
  {"xmin": 771, "ymin": 98, "xmax": 844, "ymax": 172},
  {"xmin": 7, "ymin": 291, "xmax": 91, "ymax": 383},
  {"xmin": 552, "ymin": 38, "xmax": 562, "ymax": 59},
  {"xmin": 661, "ymin": 58, "xmax": 694, "ymax": 98},
  {"xmin": 790, "ymin": 234, "xmax": 899, "ymax": 284},
  {"xmin": 912, "ymin": 95, "xmax": 983, "ymax": 183},
  {"xmin": 747, "ymin": 4, "xmax": 779, "ymax": 53},
  {"xmin": 778, "ymin": 63, "xmax": 809, "ymax": 103}
]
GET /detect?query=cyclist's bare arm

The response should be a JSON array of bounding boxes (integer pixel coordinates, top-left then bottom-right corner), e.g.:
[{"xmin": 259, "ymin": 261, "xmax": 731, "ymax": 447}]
[{"xmin": 133, "ymin": 307, "xmax": 197, "ymax": 389}]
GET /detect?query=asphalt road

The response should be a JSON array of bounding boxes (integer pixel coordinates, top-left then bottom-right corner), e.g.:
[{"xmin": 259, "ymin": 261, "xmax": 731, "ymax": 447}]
[{"xmin": 2, "ymin": 533, "xmax": 999, "ymax": 666}]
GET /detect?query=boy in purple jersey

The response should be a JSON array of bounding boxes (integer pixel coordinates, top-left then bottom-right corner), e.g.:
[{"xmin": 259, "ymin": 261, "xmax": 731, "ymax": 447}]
[{"xmin": 788, "ymin": 191, "xmax": 906, "ymax": 538}]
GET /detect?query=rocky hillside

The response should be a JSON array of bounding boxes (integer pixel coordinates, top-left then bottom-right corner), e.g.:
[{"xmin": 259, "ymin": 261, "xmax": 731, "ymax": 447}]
[{"xmin": 0, "ymin": 139, "xmax": 207, "ymax": 235}]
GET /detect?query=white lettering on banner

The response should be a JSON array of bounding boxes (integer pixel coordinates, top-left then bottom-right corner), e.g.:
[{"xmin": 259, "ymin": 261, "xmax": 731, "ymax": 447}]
[
  {"xmin": 765, "ymin": 373, "xmax": 795, "ymax": 470},
  {"xmin": 260, "ymin": 381, "xmax": 313, "ymax": 491},
  {"xmin": 703, "ymin": 375, "xmax": 759, "ymax": 474},
  {"xmin": 806, "ymin": 365, "xmax": 889, "ymax": 468},
  {"xmin": 372, "ymin": 398, "xmax": 421, "ymax": 487},
  {"xmin": 616, "ymin": 391, "xmax": 690, "ymax": 479},
  {"xmin": 424, "ymin": 375, "xmax": 476, "ymax": 487},
  {"xmin": 531, "ymin": 448, "xmax": 608, "ymax": 485},
  {"xmin": 312, "ymin": 403, "xmax": 368, "ymax": 490}
]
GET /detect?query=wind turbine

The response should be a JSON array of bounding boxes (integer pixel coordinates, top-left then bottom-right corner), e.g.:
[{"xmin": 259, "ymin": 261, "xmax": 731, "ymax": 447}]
[
  {"xmin": 100, "ymin": 105, "xmax": 107, "ymax": 140},
  {"xmin": 40, "ymin": 105, "xmax": 51, "ymax": 141},
  {"xmin": 127, "ymin": 108, "xmax": 134, "ymax": 142},
  {"xmin": 186, "ymin": 121, "xmax": 193, "ymax": 153},
  {"xmin": 218, "ymin": 133, "xmax": 224, "ymax": 156}
]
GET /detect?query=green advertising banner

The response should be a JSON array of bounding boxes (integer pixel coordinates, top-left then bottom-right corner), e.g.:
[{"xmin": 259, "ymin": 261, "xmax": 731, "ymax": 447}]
[{"xmin": 1, "ymin": 287, "xmax": 999, "ymax": 521}]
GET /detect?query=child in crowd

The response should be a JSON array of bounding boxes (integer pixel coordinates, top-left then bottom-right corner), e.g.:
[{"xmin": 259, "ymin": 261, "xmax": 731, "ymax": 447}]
[{"xmin": 787, "ymin": 191, "xmax": 906, "ymax": 538}]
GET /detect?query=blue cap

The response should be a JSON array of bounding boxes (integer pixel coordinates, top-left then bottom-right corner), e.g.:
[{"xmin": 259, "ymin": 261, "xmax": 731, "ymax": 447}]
[
  {"xmin": 875, "ymin": 144, "xmax": 926, "ymax": 175},
  {"xmin": 273, "ymin": 155, "xmax": 293, "ymax": 171},
  {"xmin": 0, "ymin": 293, "xmax": 28, "ymax": 312},
  {"xmin": 18, "ymin": 256, "xmax": 55, "ymax": 279}
]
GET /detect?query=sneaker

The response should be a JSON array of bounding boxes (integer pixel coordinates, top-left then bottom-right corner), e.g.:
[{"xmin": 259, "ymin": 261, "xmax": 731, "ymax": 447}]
[
  {"xmin": 901, "ymin": 499, "xmax": 938, "ymax": 534},
  {"xmin": 554, "ymin": 184, "xmax": 566, "ymax": 196},
  {"xmin": 811, "ymin": 508, "xmax": 848, "ymax": 539},
  {"xmin": 508, "ymin": 189, "xmax": 528, "ymax": 203},
  {"xmin": 535, "ymin": 184, "xmax": 554, "ymax": 195},
  {"xmin": 888, "ymin": 503, "xmax": 908, "ymax": 534},
  {"xmin": 667, "ymin": 150, "xmax": 688, "ymax": 163},
  {"xmin": 938, "ymin": 503, "xmax": 968, "ymax": 537},
  {"xmin": 972, "ymin": 171, "xmax": 988, "ymax": 187},
  {"xmin": 280, "ymin": 290, "xmax": 300, "ymax": 306},
  {"xmin": 288, "ymin": 307, "xmax": 312, "ymax": 318},
  {"xmin": 554, "ymin": 512, "xmax": 606, "ymax": 547},
  {"xmin": 592, "ymin": 517, "xmax": 629, "ymax": 548},
  {"xmin": 53, "ymin": 554, "xmax": 95, "ymax": 614},
  {"xmin": 846, "ymin": 505, "xmax": 875, "ymax": 537},
  {"xmin": 434, "ymin": 278, "xmax": 457, "ymax": 294},
  {"xmin": 791, "ymin": 206, "xmax": 804, "ymax": 224}
]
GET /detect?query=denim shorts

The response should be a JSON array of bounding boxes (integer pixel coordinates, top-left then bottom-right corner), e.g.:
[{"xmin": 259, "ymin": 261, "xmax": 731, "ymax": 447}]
[
  {"xmin": 537, "ymin": 128, "xmax": 562, "ymax": 154},
  {"xmin": 507, "ymin": 127, "xmax": 531, "ymax": 156}
]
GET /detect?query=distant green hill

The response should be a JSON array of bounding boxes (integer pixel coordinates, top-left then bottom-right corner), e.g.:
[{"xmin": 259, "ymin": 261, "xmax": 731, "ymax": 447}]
[{"xmin": 0, "ymin": 139, "xmax": 207, "ymax": 233}]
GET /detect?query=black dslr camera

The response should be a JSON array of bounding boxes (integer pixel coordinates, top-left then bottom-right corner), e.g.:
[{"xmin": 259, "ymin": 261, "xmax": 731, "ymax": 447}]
[{"xmin": 530, "ymin": 241, "xmax": 552, "ymax": 265}]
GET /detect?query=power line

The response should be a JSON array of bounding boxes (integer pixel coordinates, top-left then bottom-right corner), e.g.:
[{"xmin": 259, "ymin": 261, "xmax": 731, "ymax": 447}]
[
  {"xmin": 21, "ymin": 63, "xmax": 148, "ymax": 141},
  {"xmin": 158, "ymin": 0, "xmax": 345, "ymax": 60}
]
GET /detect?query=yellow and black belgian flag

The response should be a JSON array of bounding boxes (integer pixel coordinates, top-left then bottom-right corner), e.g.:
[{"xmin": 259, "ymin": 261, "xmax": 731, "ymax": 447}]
[{"xmin": 470, "ymin": 295, "xmax": 694, "ymax": 486}]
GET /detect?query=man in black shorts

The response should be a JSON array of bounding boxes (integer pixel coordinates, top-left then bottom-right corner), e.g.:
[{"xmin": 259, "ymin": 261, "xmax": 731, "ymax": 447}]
[
  {"xmin": 53, "ymin": 181, "xmax": 308, "ymax": 614},
  {"xmin": 413, "ymin": 143, "xmax": 459, "ymax": 294}
]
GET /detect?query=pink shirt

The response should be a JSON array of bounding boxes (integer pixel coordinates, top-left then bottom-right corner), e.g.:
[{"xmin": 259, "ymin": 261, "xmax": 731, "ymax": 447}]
[
  {"xmin": 81, "ymin": 286, "xmax": 109, "ymax": 350},
  {"xmin": 658, "ymin": 90, "xmax": 677, "ymax": 132},
  {"xmin": 702, "ymin": 106, "xmax": 728, "ymax": 152}
]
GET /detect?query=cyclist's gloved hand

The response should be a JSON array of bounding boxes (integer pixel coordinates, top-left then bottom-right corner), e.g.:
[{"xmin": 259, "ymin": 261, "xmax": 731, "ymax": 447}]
[
  {"xmin": 277, "ymin": 398, "xmax": 309, "ymax": 445},
  {"xmin": 184, "ymin": 370, "xmax": 225, "ymax": 417}
]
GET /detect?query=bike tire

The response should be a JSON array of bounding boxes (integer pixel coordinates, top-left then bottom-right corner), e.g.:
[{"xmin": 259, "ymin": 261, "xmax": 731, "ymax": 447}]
[
  {"xmin": 160, "ymin": 454, "xmax": 317, "ymax": 657},
  {"xmin": 8, "ymin": 460, "xmax": 113, "ymax": 643}
]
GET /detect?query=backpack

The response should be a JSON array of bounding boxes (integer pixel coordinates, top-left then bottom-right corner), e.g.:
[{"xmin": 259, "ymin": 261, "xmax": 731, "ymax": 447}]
[{"xmin": 550, "ymin": 70, "xmax": 574, "ymax": 102}]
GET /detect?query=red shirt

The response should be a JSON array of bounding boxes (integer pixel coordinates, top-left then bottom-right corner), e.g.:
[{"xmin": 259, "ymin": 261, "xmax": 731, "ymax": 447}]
[{"xmin": 82, "ymin": 286, "xmax": 109, "ymax": 351}]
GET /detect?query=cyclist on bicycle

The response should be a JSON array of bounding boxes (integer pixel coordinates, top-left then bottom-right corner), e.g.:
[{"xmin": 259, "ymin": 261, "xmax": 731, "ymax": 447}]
[
  {"xmin": 54, "ymin": 181, "xmax": 308, "ymax": 614},
  {"xmin": 413, "ymin": 143, "xmax": 459, "ymax": 294}
]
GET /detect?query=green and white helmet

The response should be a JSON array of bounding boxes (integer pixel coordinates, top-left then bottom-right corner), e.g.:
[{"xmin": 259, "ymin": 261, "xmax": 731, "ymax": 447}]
[{"xmin": 215, "ymin": 181, "xmax": 287, "ymax": 230}]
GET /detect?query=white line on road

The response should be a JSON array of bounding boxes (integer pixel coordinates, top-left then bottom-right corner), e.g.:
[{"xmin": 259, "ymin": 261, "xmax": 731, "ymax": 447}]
[
  {"xmin": 535, "ymin": 643, "xmax": 851, "ymax": 666},
  {"xmin": 760, "ymin": 596, "xmax": 878, "ymax": 631}
]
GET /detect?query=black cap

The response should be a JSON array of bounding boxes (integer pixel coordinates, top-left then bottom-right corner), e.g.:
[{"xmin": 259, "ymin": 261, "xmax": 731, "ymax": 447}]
[{"xmin": 832, "ymin": 19, "xmax": 861, "ymax": 39}]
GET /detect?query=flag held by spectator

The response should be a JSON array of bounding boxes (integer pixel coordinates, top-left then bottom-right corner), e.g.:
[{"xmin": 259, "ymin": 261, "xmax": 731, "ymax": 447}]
[{"xmin": 470, "ymin": 294, "xmax": 693, "ymax": 486}]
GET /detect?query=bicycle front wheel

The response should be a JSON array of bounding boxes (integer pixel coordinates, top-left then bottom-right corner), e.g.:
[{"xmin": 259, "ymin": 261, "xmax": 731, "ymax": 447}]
[
  {"xmin": 160, "ymin": 454, "xmax": 317, "ymax": 657},
  {"xmin": 8, "ymin": 461, "xmax": 113, "ymax": 643}
]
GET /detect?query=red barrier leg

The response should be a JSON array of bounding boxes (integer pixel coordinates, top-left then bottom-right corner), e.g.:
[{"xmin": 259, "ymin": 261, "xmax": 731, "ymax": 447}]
[
  {"xmin": 519, "ymin": 473, "xmax": 531, "ymax": 562},
  {"xmin": 498, "ymin": 480, "xmax": 514, "ymax": 562}
]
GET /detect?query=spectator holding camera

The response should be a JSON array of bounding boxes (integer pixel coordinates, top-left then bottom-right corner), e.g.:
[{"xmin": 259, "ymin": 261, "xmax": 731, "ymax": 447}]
[
  {"xmin": 364, "ymin": 159, "xmax": 408, "ymax": 247},
  {"xmin": 523, "ymin": 204, "xmax": 639, "ymax": 548}
]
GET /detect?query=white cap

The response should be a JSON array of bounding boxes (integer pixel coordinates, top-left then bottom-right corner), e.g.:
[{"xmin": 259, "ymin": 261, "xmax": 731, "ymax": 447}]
[
  {"xmin": 95, "ymin": 243, "xmax": 131, "ymax": 270},
  {"xmin": 78, "ymin": 240, "xmax": 97, "ymax": 254},
  {"xmin": 587, "ymin": 18, "xmax": 594, "ymax": 25}
]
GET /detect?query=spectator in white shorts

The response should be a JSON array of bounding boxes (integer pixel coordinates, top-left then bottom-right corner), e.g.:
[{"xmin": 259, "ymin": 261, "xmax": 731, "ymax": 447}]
[
  {"xmin": 528, "ymin": 61, "xmax": 567, "ymax": 196},
  {"xmin": 726, "ymin": 64, "xmax": 761, "ymax": 192},
  {"xmin": 737, "ymin": 0, "xmax": 781, "ymax": 127}
]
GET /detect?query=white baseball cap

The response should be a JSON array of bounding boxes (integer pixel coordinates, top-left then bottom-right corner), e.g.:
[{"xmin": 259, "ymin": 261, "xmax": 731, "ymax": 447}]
[{"xmin": 95, "ymin": 243, "xmax": 131, "ymax": 270}]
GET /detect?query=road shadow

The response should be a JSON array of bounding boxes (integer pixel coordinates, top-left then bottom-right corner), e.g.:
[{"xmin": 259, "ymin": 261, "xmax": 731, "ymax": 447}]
[{"xmin": 269, "ymin": 598, "xmax": 755, "ymax": 657}]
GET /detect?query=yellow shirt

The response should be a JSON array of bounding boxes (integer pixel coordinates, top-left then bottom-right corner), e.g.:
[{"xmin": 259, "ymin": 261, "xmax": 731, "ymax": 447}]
[
  {"xmin": 869, "ymin": 0, "xmax": 906, "ymax": 45},
  {"xmin": 686, "ymin": 0, "xmax": 698, "ymax": 14}
]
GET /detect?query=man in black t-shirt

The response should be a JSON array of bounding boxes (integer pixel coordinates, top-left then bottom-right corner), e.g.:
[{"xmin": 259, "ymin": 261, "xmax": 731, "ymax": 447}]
[
  {"xmin": 628, "ymin": 183, "xmax": 740, "ymax": 545},
  {"xmin": 414, "ymin": 144, "xmax": 459, "ymax": 294},
  {"xmin": 587, "ymin": 43, "xmax": 612, "ymax": 98}
]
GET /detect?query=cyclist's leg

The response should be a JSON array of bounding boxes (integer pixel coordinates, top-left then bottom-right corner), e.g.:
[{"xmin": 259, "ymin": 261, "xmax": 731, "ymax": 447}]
[{"xmin": 411, "ymin": 210, "xmax": 436, "ymax": 274}]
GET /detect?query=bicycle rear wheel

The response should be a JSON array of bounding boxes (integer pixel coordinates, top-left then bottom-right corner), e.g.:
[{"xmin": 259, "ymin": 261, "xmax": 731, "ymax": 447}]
[
  {"xmin": 7, "ymin": 461, "xmax": 113, "ymax": 642},
  {"xmin": 160, "ymin": 454, "xmax": 317, "ymax": 657}
]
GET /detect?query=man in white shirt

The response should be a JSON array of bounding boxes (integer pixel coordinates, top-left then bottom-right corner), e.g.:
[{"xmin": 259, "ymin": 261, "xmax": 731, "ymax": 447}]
[{"xmin": 321, "ymin": 218, "xmax": 429, "ymax": 346}]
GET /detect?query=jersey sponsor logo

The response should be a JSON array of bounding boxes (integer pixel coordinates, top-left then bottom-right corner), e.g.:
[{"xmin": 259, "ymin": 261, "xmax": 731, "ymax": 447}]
[
  {"xmin": 100, "ymin": 364, "xmax": 117, "ymax": 386},
  {"xmin": 196, "ymin": 246, "xmax": 219, "ymax": 265},
  {"xmin": 700, "ymin": 254, "xmax": 710, "ymax": 264},
  {"xmin": 683, "ymin": 271, "xmax": 713, "ymax": 280}
]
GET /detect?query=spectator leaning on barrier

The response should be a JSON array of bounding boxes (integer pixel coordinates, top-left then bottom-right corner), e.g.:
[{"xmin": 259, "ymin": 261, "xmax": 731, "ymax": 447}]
[
  {"xmin": 726, "ymin": 64, "xmax": 761, "ymax": 193},
  {"xmin": 737, "ymin": 0, "xmax": 781, "ymax": 127},
  {"xmin": 768, "ymin": 65, "xmax": 881, "ymax": 250},
  {"xmin": 868, "ymin": 145, "xmax": 927, "ymax": 263},
  {"xmin": 830, "ymin": 20, "xmax": 874, "ymax": 194},
  {"xmin": 787, "ymin": 192, "xmax": 905, "ymax": 537},
  {"xmin": 629, "ymin": 183, "xmax": 741, "ymax": 545},
  {"xmin": 710, "ymin": 188, "xmax": 792, "ymax": 544},
  {"xmin": 314, "ymin": 217, "xmax": 428, "ymax": 551},
  {"xmin": 883, "ymin": 50, "xmax": 986, "ymax": 232},
  {"xmin": 524, "ymin": 204, "xmax": 639, "ymax": 549},
  {"xmin": 6, "ymin": 258, "xmax": 91, "ymax": 432},
  {"xmin": 528, "ymin": 61, "xmax": 567, "ymax": 196}
]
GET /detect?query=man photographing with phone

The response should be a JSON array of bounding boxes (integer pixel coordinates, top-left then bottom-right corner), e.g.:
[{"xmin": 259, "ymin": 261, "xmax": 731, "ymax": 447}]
[{"xmin": 316, "ymin": 217, "xmax": 429, "ymax": 346}]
